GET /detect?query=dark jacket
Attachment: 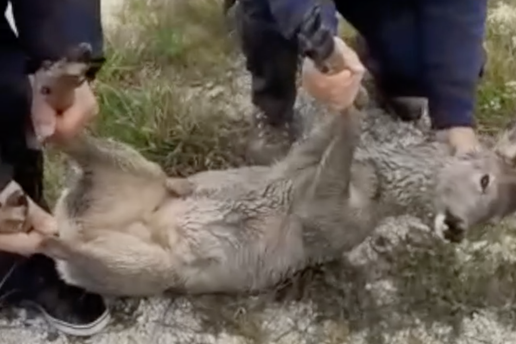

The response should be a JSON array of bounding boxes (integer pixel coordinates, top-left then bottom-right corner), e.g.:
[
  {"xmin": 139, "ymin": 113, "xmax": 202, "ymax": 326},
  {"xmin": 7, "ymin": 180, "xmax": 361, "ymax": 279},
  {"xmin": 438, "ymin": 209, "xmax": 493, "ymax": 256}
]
[
  {"xmin": 241, "ymin": 0, "xmax": 488, "ymax": 130},
  {"xmin": 0, "ymin": 0, "xmax": 104, "ymax": 192}
]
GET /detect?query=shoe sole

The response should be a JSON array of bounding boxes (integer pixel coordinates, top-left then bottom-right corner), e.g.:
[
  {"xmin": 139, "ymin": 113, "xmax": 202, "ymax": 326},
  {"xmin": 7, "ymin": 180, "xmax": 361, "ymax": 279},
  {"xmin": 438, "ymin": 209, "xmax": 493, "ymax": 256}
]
[{"xmin": 22, "ymin": 299, "xmax": 111, "ymax": 337}]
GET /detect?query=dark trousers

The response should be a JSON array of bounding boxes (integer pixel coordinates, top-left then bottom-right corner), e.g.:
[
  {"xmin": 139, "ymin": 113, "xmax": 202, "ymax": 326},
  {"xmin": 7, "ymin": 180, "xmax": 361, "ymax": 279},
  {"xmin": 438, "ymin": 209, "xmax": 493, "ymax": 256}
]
[
  {"xmin": 238, "ymin": 0, "xmax": 486, "ymax": 126},
  {"xmin": 0, "ymin": 13, "xmax": 59, "ymax": 303}
]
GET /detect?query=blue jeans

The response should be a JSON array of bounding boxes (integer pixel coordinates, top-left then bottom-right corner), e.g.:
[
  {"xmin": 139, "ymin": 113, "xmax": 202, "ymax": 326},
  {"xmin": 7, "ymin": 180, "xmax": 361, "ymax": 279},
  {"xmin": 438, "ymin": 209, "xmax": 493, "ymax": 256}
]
[{"xmin": 238, "ymin": 0, "xmax": 487, "ymax": 129}]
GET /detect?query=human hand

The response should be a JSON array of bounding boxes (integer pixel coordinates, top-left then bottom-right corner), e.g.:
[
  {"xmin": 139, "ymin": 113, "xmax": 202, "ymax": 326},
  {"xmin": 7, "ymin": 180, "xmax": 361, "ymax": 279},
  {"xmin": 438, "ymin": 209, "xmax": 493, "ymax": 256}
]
[
  {"xmin": 32, "ymin": 81, "xmax": 99, "ymax": 144},
  {"xmin": 0, "ymin": 181, "xmax": 57, "ymax": 256},
  {"xmin": 0, "ymin": 230, "xmax": 49, "ymax": 256},
  {"xmin": 301, "ymin": 36, "xmax": 365, "ymax": 112},
  {"xmin": 436, "ymin": 127, "xmax": 481, "ymax": 156}
]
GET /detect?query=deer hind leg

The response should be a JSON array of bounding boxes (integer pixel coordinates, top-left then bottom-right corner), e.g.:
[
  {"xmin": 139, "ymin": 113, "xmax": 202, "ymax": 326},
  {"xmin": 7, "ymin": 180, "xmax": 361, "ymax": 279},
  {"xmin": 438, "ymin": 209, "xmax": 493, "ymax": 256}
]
[
  {"xmin": 40, "ymin": 232, "xmax": 174, "ymax": 296},
  {"xmin": 63, "ymin": 135, "xmax": 166, "ymax": 179},
  {"xmin": 64, "ymin": 136, "xmax": 194, "ymax": 198}
]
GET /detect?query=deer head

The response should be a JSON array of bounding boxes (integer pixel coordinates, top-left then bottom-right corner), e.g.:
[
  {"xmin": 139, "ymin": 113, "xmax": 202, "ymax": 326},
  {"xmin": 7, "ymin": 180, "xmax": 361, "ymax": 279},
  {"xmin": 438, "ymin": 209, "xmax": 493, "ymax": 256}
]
[{"xmin": 433, "ymin": 121, "xmax": 516, "ymax": 243}]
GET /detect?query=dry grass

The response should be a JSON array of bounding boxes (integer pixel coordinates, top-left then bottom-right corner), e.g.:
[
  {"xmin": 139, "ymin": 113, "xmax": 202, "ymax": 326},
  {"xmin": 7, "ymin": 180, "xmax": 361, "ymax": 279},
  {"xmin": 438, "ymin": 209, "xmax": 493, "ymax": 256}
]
[
  {"xmin": 43, "ymin": 0, "xmax": 249, "ymax": 204},
  {"xmin": 477, "ymin": 0, "xmax": 516, "ymax": 134}
]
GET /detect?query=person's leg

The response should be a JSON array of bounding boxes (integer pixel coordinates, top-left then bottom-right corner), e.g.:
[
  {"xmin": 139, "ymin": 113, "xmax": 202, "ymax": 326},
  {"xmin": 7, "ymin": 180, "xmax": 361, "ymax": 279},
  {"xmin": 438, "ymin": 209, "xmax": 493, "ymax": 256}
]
[
  {"xmin": 235, "ymin": 0, "xmax": 300, "ymax": 164},
  {"xmin": 337, "ymin": 0, "xmax": 429, "ymax": 121},
  {"xmin": 340, "ymin": 0, "xmax": 488, "ymax": 123},
  {"xmin": 419, "ymin": 0, "xmax": 487, "ymax": 155},
  {"xmin": 243, "ymin": 22, "xmax": 298, "ymax": 128},
  {"xmin": 0, "ymin": 15, "xmax": 109, "ymax": 336}
]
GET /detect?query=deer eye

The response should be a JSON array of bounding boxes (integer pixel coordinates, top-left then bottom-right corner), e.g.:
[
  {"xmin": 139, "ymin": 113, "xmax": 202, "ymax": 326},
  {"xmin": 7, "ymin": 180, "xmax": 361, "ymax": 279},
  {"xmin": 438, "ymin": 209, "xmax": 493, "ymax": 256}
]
[{"xmin": 480, "ymin": 174, "xmax": 490, "ymax": 190}]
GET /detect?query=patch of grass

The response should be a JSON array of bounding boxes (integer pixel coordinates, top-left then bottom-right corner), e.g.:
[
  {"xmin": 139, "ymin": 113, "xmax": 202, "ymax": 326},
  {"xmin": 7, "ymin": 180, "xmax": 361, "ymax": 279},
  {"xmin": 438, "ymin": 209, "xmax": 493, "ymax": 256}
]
[
  {"xmin": 103, "ymin": 0, "xmax": 238, "ymax": 80},
  {"xmin": 476, "ymin": 1, "xmax": 516, "ymax": 134},
  {"xmin": 93, "ymin": 78, "xmax": 248, "ymax": 176},
  {"xmin": 44, "ymin": 0, "xmax": 248, "ymax": 203}
]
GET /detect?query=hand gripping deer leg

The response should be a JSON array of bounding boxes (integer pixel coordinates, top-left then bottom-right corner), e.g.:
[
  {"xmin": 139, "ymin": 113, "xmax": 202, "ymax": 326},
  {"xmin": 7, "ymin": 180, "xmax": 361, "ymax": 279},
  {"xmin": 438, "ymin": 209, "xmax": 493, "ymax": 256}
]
[{"xmin": 31, "ymin": 43, "xmax": 95, "ymax": 143}]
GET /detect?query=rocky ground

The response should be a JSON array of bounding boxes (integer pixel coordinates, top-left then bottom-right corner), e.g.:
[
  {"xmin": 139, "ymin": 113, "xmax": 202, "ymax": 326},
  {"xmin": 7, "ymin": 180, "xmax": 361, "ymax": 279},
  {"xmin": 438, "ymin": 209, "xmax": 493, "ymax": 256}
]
[{"xmin": 3, "ymin": 1, "xmax": 516, "ymax": 344}]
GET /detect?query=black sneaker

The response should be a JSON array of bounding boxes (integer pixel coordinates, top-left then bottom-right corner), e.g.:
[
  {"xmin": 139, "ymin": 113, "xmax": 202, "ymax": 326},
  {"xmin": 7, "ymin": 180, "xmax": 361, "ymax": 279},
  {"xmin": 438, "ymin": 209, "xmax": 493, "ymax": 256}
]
[
  {"xmin": 0, "ymin": 254, "xmax": 23, "ymax": 305},
  {"xmin": 1, "ymin": 254, "xmax": 110, "ymax": 337},
  {"xmin": 23, "ymin": 277, "xmax": 111, "ymax": 337}
]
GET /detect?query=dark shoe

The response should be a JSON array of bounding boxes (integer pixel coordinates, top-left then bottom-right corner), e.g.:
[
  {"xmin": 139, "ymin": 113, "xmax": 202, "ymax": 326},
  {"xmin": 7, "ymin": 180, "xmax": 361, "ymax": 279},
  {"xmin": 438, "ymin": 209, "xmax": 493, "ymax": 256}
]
[
  {"xmin": 2, "ymin": 254, "xmax": 110, "ymax": 337},
  {"xmin": 246, "ymin": 111, "xmax": 297, "ymax": 165},
  {"xmin": 0, "ymin": 254, "xmax": 23, "ymax": 305},
  {"xmin": 23, "ymin": 279, "xmax": 110, "ymax": 337}
]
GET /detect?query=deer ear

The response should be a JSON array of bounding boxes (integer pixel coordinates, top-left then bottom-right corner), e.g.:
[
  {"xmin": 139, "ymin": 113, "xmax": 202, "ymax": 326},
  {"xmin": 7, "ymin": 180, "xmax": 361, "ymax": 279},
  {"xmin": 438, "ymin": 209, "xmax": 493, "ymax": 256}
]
[{"xmin": 494, "ymin": 119, "xmax": 516, "ymax": 164}]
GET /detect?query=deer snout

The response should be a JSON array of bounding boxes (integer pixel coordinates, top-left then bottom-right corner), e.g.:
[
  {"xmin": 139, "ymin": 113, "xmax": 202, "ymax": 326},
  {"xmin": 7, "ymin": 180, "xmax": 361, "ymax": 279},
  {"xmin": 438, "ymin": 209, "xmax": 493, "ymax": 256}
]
[{"xmin": 433, "ymin": 209, "xmax": 467, "ymax": 243}]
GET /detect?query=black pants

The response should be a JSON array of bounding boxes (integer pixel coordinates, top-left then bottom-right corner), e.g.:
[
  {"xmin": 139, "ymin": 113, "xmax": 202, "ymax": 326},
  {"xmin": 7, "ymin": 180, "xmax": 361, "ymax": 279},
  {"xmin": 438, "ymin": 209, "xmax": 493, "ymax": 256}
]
[
  {"xmin": 239, "ymin": 13, "xmax": 299, "ymax": 127},
  {"xmin": 0, "ymin": 16, "xmax": 60, "ymax": 302},
  {"xmin": 237, "ymin": 0, "xmax": 487, "ymax": 126}
]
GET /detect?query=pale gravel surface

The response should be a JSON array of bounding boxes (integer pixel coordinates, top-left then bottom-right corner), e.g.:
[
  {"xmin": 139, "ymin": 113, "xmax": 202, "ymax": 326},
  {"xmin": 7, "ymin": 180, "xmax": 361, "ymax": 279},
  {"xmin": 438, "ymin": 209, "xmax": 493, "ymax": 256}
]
[{"xmin": 3, "ymin": 1, "xmax": 516, "ymax": 344}]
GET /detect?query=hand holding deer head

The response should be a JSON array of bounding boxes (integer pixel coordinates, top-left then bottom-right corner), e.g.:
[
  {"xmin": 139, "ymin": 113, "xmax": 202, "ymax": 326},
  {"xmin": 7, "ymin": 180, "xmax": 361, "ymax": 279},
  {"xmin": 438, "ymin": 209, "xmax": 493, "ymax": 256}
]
[
  {"xmin": 433, "ymin": 119, "xmax": 516, "ymax": 242},
  {"xmin": 0, "ymin": 181, "xmax": 57, "ymax": 256},
  {"xmin": 31, "ymin": 43, "xmax": 99, "ymax": 144}
]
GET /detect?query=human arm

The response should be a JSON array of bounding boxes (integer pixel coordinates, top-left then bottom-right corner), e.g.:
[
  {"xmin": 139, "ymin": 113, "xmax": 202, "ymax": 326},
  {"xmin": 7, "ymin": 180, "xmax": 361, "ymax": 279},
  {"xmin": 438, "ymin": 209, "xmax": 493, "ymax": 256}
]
[
  {"xmin": 0, "ymin": 230, "xmax": 46, "ymax": 256},
  {"xmin": 11, "ymin": 0, "xmax": 104, "ymax": 142},
  {"xmin": 0, "ymin": 180, "xmax": 57, "ymax": 256},
  {"xmin": 11, "ymin": 0, "xmax": 105, "ymax": 79}
]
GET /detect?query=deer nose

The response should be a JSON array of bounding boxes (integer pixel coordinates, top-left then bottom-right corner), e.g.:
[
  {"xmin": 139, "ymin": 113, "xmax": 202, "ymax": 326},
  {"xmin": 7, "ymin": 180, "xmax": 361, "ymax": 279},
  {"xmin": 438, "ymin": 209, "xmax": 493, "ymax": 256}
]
[{"xmin": 443, "ymin": 209, "xmax": 466, "ymax": 243}]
